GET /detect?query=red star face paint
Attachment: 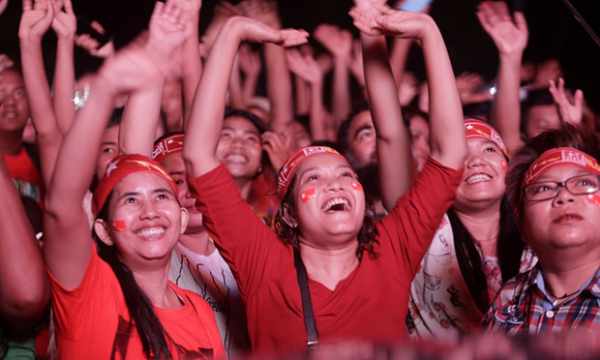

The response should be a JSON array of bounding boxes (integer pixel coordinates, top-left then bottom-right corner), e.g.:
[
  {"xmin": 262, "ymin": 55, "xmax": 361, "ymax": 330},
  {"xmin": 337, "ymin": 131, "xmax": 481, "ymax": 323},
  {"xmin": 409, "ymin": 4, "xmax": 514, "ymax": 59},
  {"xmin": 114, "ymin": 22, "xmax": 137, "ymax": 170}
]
[
  {"xmin": 301, "ymin": 187, "xmax": 316, "ymax": 203},
  {"xmin": 351, "ymin": 182, "xmax": 363, "ymax": 192},
  {"xmin": 112, "ymin": 219, "xmax": 127, "ymax": 232},
  {"xmin": 587, "ymin": 194, "xmax": 600, "ymax": 207}
]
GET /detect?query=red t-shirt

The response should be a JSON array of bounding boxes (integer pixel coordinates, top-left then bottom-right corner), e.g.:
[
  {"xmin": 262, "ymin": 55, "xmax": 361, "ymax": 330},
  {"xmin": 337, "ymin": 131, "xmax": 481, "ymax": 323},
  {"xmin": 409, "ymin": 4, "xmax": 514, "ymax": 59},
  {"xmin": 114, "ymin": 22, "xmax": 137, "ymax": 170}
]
[
  {"xmin": 190, "ymin": 158, "xmax": 462, "ymax": 354},
  {"xmin": 2, "ymin": 147, "xmax": 43, "ymax": 204},
  {"xmin": 48, "ymin": 249, "xmax": 225, "ymax": 359}
]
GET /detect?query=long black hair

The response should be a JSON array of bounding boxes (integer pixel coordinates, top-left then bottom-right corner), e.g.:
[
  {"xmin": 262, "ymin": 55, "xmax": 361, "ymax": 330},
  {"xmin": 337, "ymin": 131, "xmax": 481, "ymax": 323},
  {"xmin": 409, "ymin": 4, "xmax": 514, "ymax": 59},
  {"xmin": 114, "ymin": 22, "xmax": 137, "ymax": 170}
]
[{"xmin": 95, "ymin": 197, "xmax": 171, "ymax": 360}]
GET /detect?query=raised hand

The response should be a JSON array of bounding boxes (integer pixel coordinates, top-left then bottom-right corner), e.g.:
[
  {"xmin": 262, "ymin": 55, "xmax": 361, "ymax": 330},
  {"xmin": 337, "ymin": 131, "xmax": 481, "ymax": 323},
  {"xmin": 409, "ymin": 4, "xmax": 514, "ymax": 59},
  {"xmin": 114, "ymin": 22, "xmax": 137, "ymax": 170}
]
[
  {"xmin": 455, "ymin": 72, "xmax": 493, "ymax": 104},
  {"xmin": 19, "ymin": 0, "xmax": 55, "ymax": 41},
  {"xmin": 549, "ymin": 77, "xmax": 584, "ymax": 126},
  {"xmin": 477, "ymin": 1, "xmax": 528, "ymax": 56},
  {"xmin": 348, "ymin": 40, "xmax": 364, "ymax": 85},
  {"xmin": 314, "ymin": 24, "xmax": 352, "ymax": 59},
  {"xmin": 0, "ymin": 0, "xmax": 8, "ymax": 16},
  {"xmin": 286, "ymin": 48, "xmax": 322, "ymax": 84},
  {"xmin": 371, "ymin": 8, "xmax": 436, "ymax": 40},
  {"xmin": 75, "ymin": 33, "xmax": 115, "ymax": 58},
  {"xmin": 97, "ymin": 47, "xmax": 165, "ymax": 95},
  {"xmin": 349, "ymin": 2, "xmax": 390, "ymax": 37},
  {"xmin": 238, "ymin": 44, "xmax": 262, "ymax": 78},
  {"xmin": 146, "ymin": 0, "xmax": 192, "ymax": 63},
  {"xmin": 51, "ymin": 0, "xmax": 76, "ymax": 39},
  {"xmin": 262, "ymin": 131, "xmax": 293, "ymax": 172},
  {"xmin": 0, "ymin": 54, "xmax": 14, "ymax": 73}
]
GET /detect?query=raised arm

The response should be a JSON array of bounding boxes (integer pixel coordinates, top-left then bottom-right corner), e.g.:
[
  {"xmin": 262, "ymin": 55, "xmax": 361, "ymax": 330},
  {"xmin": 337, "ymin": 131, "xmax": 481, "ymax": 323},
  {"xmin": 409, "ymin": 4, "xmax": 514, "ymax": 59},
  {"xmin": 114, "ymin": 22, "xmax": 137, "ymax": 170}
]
[
  {"xmin": 51, "ymin": 0, "xmax": 77, "ymax": 135},
  {"xmin": 44, "ymin": 1, "xmax": 181, "ymax": 290},
  {"xmin": 0, "ymin": 158, "xmax": 48, "ymax": 330},
  {"xmin": 119, "ymin": 2, "xmax": 190, "ymax": 156},
  {"xmin": 180, "ymin": 0, "xmax": 203, "ymax": 118},
  {"xmin": 314, "ymin": 24, "xmax": 353, "ymax": 125},
  {"xmin": 238, "ymin": 44, "xmax": 262, "ymax": 106},
  {"xmin": 183, "ymin": 16, "xmax": 307, "ymax": 177},
  {"xmin": 375, "ymin": 10, "xmax": 466, "ymax": 168},
  {"xmin": 285, "ymin": 48, "xmax": 328, "ymax": 141},
  {"xmin": 478, "ymin": 1, "xmax": 528, "ymax": 155},
  {"xmin": 350, "ymin": 3, "xmax": 413, "ymax": 210},
  {"xmin": 19, "ymin": 0, "xmax": 63, "ymax": 187},
  {"xmin": 241, "ymin": 0, "xmax": 294, "ymax": 130}
]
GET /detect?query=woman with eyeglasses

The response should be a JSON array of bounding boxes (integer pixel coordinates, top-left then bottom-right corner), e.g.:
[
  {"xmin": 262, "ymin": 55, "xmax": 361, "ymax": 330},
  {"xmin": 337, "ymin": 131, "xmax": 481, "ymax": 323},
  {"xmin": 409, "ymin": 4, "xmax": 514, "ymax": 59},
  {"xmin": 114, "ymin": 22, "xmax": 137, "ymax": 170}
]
[{"xmin": 484, "ymin": 124, "xmax": 600, "ymax": 334}]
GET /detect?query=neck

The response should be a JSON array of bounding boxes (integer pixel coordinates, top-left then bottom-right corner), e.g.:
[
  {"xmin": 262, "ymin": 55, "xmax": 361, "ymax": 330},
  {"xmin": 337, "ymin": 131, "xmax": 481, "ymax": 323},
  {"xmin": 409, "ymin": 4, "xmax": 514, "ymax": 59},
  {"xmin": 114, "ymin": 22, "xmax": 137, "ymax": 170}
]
[
  {"xmin": 130, "ymin": 260, "xmax": 179, "ymax": 308},
  {"xmin": 541, "ymin": 259, "xmax": 600, "ymax": 298},
  {"xmin": 234, "ymin": 177, "xmax": 253, "ymax": 200},
  {"xmin": 299, "ymin": 240, "xmax": 359, "ymax": 291},
  {"xmin": 454, "ymin": 201, "xmax": 501, "ymax": 257},
  {"xmin": 0, "ymin": 132, "xmax": 23, "ymax": 155},
  {"xmin": 179, "ymin": 230, "xmax": 215, "ymax": 256}
]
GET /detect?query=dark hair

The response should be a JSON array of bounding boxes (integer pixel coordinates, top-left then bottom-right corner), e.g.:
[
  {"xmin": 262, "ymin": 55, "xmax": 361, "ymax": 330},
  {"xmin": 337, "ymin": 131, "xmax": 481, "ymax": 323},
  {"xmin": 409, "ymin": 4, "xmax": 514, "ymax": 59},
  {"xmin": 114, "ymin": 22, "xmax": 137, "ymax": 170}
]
[
  {"xmin": 95, "ymin": 198, "xmax": 172, "ymax": 360},
  {"xmin": 506, "ymin": 123, "xmax": 600, "ymax": 226},
  {"xmin": 401, "ymin": 106, "xmax": 429, "ymax": 129},
  {"xmin": 224, "ymin": 107, "xmax": 267, "ymax": 134},
  {"xmin": 108, "ymin": 108, "xmax": 124, "ymax": 128},
  {"xmin": 273, "ymin": 174, "xmax": 379, "ymax": 260},
  {"xmin": 520, "ymin": 88, "xmax": 556, "ymax": 136},
  {"xmin": 337, "ymin": 105, "xmax": 370, "ymax": 158}
]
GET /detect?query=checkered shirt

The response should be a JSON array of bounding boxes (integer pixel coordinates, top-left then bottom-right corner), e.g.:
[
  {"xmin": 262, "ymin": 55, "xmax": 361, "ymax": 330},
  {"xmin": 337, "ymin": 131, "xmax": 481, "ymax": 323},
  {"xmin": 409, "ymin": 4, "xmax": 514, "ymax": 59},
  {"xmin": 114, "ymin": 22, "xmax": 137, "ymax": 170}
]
[{"xmin": 483, "ymin": 265, "xmax": 600, "ymax": 334}]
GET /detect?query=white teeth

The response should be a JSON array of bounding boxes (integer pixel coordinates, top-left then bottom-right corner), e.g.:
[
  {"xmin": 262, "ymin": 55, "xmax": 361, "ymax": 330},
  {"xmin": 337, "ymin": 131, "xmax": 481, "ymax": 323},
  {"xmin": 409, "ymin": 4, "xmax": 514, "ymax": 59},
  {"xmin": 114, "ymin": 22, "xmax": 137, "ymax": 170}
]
[
  {"xmin": 226, "ymin": 154, "xmax": 247, "ymax": 163},
  {"xmin": 323, "ymin": 197, "xmax": 350, "ymax": 211},
  {"xmin": 466, "ymin": 174, "xmax": 492, "ymax": 185},
  {"xmin": 136, "ymin": 227, "xmax": 165, "ymax": 238}
]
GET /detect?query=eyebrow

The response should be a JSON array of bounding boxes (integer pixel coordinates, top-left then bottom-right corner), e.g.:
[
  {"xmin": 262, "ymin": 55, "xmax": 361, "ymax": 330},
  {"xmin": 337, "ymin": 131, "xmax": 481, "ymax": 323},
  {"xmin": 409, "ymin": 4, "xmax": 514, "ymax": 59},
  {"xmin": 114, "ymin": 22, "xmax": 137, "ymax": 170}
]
[
  {"xmin": 116, "ymin": 187, "xmax": 173, "ymax": 201},
  {"xmin": 297, "ymin": 164, "xmax": 354, "ymax": 180},
  {"xmin": 168, "ymin": 171, "xmax": 185, "ymax": 177}
]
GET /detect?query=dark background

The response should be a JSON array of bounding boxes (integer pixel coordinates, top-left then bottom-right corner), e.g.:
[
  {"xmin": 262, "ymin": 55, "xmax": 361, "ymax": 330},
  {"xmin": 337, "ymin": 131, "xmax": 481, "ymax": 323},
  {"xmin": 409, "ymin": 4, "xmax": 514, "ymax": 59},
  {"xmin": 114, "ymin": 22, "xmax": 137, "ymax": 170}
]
[{"xmin": 1, "ymin": 0, "xmax": 599, "ymax": 112}]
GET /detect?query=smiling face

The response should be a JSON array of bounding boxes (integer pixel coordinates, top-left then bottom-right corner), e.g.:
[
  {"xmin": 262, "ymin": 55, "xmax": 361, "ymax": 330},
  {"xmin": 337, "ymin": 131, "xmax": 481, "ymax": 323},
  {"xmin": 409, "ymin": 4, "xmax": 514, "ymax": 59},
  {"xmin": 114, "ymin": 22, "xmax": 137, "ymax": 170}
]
[
  {"xmin": 291, "ymin": 153, "xmax": 366, "ymax": 249},
  {"xmin": 99, "ymin": 172, "xmax": 186, "ymax": 267},
  {"xmin": 216, "ymin": 116, "xmax": 262, "ymax": 180},
  {"xmin": 455, "ymin": 137, "xmax": 507, "ymax": 211},
  {"xmin": 160, "ymin": 151, "xmax": 203, "ymax": 234},
  {"xmin": 0, "ymin": 70, "xmax": 29, "ymax": 133},
  {"xmin": 523, "ymin": 164, "xmax": 600, "ymax": 260}
]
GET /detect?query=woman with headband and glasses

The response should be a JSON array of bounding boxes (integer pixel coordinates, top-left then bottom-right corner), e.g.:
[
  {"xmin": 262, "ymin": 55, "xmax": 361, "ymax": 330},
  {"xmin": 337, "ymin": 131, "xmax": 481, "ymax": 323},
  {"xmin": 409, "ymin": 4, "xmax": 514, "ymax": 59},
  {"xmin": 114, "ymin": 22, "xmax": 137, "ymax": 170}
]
[{"xmin": 485, "ymin": 124, "xmax": 600, "ymax": 334}]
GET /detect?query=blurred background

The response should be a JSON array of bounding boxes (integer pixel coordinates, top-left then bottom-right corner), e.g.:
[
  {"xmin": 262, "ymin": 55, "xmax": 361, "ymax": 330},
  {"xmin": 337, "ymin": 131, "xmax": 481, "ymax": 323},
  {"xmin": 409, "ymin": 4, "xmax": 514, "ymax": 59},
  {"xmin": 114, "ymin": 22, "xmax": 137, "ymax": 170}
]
[{"xmin": 1, "ymin": 0, "xmax": 598, "ymax": 112}]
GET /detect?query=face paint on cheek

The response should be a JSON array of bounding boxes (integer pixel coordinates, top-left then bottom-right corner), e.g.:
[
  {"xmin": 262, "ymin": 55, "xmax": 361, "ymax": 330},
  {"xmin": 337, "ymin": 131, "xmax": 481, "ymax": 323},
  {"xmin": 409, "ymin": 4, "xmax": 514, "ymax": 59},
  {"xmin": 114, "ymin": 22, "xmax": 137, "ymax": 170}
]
[
  {"xmin": 351, "ymin": 181, "xmax": 363, "ymax": 192},
  {"xmin": 500, "ymin": 160, "xmax": 508, "ymax": 170},
  {"xmin": 112, "ymin": 219, "xmax": 127, "ymax": 232},
  {"xmin": 587, "ymin": 194, "xmax": 600, "ymax": 207},
  {"xmin": 301, "ymin": 187, "xmax": 316, "ymax": 203}
]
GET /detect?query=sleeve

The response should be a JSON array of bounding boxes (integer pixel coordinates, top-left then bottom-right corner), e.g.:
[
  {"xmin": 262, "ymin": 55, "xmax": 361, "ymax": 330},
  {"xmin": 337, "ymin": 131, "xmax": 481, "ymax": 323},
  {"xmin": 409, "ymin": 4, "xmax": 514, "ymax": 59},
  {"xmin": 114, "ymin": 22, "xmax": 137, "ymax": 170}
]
[
  {"xmin": 47, "ymin": 248, "xmax": 117, "ymax": 340},
  {"xmin": 189, "ymin": 164, "xmax": 287, "ymax": 298},
  {"xmin": 378, "ymin": 157, "xmax": 463, "ymax": 278}
]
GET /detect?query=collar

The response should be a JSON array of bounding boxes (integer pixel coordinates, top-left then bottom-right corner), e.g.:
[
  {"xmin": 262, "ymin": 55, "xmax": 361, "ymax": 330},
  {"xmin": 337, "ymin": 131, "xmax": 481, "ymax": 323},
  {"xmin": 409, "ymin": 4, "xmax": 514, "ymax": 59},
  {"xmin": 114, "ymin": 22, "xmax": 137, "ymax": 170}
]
[{"xmin": 533, "ymin": 264, "xmax": 600, "ymax": 301}]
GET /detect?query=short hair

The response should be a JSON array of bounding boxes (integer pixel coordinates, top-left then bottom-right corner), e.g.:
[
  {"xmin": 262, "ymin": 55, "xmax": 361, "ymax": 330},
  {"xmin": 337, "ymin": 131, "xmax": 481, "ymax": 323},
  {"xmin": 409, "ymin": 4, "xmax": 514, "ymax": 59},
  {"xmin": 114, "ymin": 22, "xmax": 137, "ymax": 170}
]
[{"xmin": 506, "ymin": 123, "xmax": 600, "ymax": 226}]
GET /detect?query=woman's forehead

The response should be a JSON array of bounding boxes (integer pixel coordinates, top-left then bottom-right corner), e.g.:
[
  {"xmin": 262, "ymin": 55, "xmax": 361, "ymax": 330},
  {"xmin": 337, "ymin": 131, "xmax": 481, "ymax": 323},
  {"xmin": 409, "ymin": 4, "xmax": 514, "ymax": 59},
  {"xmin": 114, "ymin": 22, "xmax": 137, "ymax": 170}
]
[{"xmin": 296, "ymin": 153, "xmax": 351, "ymax": 173}]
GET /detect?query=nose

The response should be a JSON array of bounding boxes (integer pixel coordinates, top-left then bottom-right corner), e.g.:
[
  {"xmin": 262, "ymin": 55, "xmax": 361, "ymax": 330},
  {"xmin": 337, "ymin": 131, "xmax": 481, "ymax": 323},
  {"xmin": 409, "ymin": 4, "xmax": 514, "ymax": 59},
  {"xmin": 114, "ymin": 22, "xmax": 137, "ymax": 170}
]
[
  {"xmin": 140, "ymin": 200, "xmax": 160, "ymax": 219},
  {"xmin": 465, "ymin": 153, "xmax": 485, "ymax": 169},
  {"xmin": 553, "ymin": 186, "xmax": 576, "ymax": 205}
]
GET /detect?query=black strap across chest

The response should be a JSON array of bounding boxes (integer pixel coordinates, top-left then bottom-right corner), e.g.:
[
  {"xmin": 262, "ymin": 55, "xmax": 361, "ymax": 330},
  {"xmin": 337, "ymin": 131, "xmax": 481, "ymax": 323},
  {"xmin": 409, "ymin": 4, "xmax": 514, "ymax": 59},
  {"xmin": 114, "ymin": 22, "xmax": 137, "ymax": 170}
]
[{"xmin": 293, "ymin": 247, "xmax": 319, "ymax": 348}]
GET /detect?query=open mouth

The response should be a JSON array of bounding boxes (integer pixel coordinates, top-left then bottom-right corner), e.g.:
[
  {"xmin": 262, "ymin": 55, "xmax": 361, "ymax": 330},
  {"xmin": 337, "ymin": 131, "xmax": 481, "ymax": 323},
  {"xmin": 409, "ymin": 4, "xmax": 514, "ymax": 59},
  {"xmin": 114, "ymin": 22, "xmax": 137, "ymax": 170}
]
[
  {"xmin": 465, "ymin": 173, "xmax": 492, "ymax": 185},
  {"xmin": 224, "ymin": 153, "xmax": 248, "ymax": 164},
  {"xmin": 322, "ymin": 197, "xmax": 351, "ymax": 213},
  {"xmin": 135, "ymin": 226, "xmax": 166, "ymax": 239}
]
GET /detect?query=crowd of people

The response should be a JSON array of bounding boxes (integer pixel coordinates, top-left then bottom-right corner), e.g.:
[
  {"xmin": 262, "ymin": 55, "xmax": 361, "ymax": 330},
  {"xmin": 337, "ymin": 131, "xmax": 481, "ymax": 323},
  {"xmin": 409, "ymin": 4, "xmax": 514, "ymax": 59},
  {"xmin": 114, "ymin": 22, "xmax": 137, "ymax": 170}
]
[{"xmin": 1, "ymin": 0, "xmax": 599, "ymax": 358}]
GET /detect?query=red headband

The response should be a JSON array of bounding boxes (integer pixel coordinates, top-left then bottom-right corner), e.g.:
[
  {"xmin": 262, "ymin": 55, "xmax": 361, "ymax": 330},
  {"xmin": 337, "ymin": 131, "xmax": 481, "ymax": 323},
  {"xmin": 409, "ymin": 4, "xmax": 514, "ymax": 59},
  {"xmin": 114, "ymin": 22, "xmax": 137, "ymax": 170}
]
[
  {"xmin": 93, "ymin": 154, "xmax": 178, "ymax": 216},
  {"xmin": 524, "ymin": 147, "xmax": 600, "ymax": 186},
  {"xmin": 464, "ymin": 119, "xmax": 509, "ymax": 158},
  {"xmin": 277, "ymin": 146, "xmax": 344, "ymax": 197},
  {"xmin": 152, "ymin": 134, "xmax": 184, "ymax": 162}
]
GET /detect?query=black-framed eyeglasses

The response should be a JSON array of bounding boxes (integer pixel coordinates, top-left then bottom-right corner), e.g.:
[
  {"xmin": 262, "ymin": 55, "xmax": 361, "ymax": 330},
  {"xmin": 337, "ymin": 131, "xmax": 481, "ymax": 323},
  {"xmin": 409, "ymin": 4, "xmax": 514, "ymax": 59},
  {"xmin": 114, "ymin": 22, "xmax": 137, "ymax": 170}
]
[{"xmin": 523, "ymin": 174, "xmax": 600, "ymax": 201}]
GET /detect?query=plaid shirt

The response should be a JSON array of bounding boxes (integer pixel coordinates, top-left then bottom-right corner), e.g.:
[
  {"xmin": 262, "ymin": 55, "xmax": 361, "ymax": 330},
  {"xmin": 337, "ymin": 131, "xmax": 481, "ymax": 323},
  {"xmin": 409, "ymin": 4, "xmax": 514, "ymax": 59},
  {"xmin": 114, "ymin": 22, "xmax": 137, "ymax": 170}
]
[{"xmin": 483, "ymin": 265, "xmax": 600, "ymax": 334}]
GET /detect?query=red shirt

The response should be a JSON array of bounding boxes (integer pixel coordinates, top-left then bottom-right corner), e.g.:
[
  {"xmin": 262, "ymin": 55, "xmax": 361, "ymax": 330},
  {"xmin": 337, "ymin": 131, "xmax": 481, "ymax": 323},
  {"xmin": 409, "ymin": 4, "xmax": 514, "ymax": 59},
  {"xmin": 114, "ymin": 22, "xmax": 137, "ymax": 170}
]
[
  {"xmin": 48, "ymin": 249, "xmax": 225, "ymax": 359},
  {"xmin": 190, "ymin": 158, "xmax": 462, "ymax": 354},
  {"xmin": 2, "ymin": 147, "xmax": 43, "ymax": 203}
]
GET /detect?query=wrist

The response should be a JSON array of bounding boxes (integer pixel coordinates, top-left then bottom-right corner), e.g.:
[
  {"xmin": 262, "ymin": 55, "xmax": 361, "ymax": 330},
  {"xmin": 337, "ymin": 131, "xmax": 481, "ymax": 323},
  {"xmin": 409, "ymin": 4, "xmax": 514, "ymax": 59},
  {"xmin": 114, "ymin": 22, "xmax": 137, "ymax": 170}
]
[
  {"xmin": 18, "ymin": 35, "xmax": 43, "ymax": 47},
  {"xmin": 499, "ymin": 51, "xmax": 523, "ymax": 64}
]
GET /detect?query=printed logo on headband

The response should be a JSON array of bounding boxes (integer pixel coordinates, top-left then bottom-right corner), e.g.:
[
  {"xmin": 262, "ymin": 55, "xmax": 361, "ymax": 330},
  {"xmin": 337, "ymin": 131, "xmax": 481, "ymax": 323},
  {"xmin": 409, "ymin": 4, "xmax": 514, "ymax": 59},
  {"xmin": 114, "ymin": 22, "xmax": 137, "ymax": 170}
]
[
  {"xmin": 152, "ymin": 134, "xmax": 185, "ymax": 161},
  {"xmin": 464, "ymin": 120, "xmax": 508, "ymax": 157},
  {"xmin": 277, "ymin": 146, "xmax": 343, "ymax": 197},
  {"xmin": 524, "ymin": 147, "xmax": 600, "ymax": 186}
]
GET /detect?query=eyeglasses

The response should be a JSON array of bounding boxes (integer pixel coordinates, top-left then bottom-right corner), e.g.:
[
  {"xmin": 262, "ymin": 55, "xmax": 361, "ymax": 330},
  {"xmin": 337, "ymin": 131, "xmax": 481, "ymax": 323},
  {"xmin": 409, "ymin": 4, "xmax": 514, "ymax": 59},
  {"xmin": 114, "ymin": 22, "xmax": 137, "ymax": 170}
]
[{"xmin": 523, "ymin": 174, "xmax": 600, "ymax": 201}]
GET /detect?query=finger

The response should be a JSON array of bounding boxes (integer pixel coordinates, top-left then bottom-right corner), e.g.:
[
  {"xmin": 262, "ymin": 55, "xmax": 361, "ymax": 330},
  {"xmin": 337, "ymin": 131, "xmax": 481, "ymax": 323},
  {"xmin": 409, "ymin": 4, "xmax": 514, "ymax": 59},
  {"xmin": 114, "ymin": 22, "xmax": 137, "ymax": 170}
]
[
  {"xmin": 63, "ymin": 0, "xmax": 73, "ymax": 14},
  {"xmin": 574, "ymin": 89, "xmax": 584, "ymax": 108},
  {"xmin": 557, "ymin": 77, "xmax": 565, "ymax": 93},
  {"xmin": 23, "ymin": 0, "xmax": 33, "ymax": 12},
  {"xmin": 513, "ymin": 11, "xmax": 528, "ymax": 33}
]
